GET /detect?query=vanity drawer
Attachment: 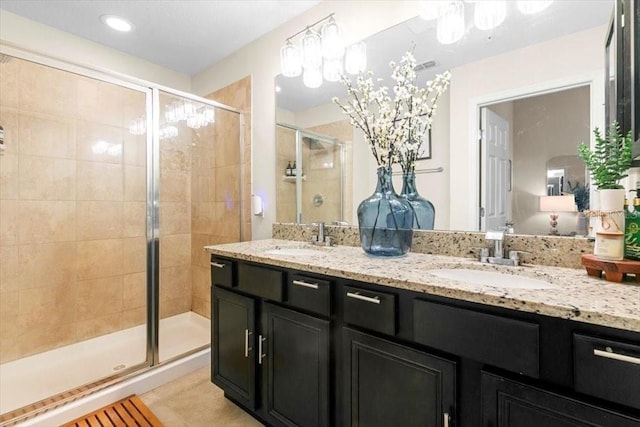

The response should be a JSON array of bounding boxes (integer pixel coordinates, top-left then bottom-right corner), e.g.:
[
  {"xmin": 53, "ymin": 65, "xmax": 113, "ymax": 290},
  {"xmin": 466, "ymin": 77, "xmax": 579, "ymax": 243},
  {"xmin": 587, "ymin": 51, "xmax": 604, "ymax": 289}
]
[
  {"xmin": 413, "ymin": 299, "xmax": 539, "ymax": 377},
  {"xmin": 210, "ymin": 256, "xmax": 234, "ymax": 287},
  {"xmin": 574, "ymin": 333, "xmax": 640, "ymax": 410},
  {"xmin": 287, "ymin": 273, "xmax": 331, "ymax": 316},
  {"xmin": 343, "ymin": 285, "xmax": 396, "ymax": 336},
  {"xmin": 237, "ymin": 264, "xmax": 284, "ymax": 302}
]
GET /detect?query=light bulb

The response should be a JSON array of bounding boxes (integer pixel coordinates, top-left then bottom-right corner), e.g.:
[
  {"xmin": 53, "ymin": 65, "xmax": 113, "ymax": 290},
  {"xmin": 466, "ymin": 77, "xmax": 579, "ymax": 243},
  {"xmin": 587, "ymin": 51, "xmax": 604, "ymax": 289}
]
[
  {"xmin": 280, "ymin": 40, "xmax": 302, "ymax": 77},
  {"xmin": 474, "ymin": 1, "xmax": 506, "ymax": 31},
  {"xmin": 323, "ymin": 57, "xmax": 343, "ymax": 82},
  {"xmin": 418, "ymin": 0, "xmax": 448, "ymax": 20},
  {"xmin": 303, "ymin": 65, "xmax": 322, "ymax": 88},
  {"xmin": 321, "ymin": 17, "xmax": 344, "ymax": 59},
  {"xmin": 437, "ymin": 1, "xmax": 465, "ymax": 44},
  {"xmin": 517, "ymin": 0, "xmax": 553, "ymax": 15},
  {"xmin": 345, "ymin": 42, "xmax": 367, "ymax": 75},
  {"xmin": 302, "ymin": 28, "xmax": 322, "ymax": 69}
]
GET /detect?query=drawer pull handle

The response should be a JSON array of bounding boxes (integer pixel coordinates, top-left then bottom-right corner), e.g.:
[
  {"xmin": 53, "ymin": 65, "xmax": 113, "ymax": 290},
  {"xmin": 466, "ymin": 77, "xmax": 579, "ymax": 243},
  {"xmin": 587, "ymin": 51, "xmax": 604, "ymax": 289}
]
[
  {"xmin": 594, "ymin": 348, "xmax": 640, "ymax": 365},
  {"xmin": 444, "ymin": 413, "xmax": 450, "ymax": 427},
  {"xmin": 292, "ymin": 279, "xmax": 319, "ymax": 289},
  {"xmin": 346, "ymin": 291, "xmax": 381, "ymax": 304},
  {"xmin": 210, "ymin": 262, "xmax": 226, "ymax": 269},
  {"xmin": 244, "ymin": 329, "xmax": 252, "ymax": 358},
  {"xmin": 258, "ymin": 335, "xmax": 267, "ymax": 365}
]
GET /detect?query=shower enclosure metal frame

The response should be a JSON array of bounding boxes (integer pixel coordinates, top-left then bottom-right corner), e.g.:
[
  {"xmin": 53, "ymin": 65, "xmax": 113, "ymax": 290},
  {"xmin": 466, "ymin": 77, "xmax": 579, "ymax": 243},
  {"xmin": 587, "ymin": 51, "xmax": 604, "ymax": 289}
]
[
  {"xmin": 0, "ymin": 43, "xmax": 245, "ymax": 420},
  {"xmin": 277, "ymin": 122, "xmax": 346, "ymax": 224}
]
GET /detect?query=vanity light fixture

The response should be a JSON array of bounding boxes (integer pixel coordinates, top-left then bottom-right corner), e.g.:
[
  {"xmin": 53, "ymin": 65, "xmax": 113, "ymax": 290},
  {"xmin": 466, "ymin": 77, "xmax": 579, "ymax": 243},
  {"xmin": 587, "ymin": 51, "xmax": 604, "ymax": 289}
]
[
  {"xmin": 280, "ymin": 13, "xmax": 367, "ymax": 88},
  {"xmin": 100, "ymin": 14, "xmax": 134, "ymax": 32},
  {"xmin": 474, "ymin": 1, "xmax": 507, "ymax": 31},
  {"xmin": 420, "ymin": 0, "xmax": 553, "ymax": 44},
  {"xmin": 437, "ymin": 1, "xmax": 465, "ymax": 45}
]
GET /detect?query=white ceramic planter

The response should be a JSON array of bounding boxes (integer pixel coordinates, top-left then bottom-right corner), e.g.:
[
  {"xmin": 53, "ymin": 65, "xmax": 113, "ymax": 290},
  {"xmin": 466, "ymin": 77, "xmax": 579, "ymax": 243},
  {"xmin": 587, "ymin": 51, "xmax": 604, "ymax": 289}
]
[{"xmin": 593, "ymin": 189, "xmax": 626, "ymax": 260}]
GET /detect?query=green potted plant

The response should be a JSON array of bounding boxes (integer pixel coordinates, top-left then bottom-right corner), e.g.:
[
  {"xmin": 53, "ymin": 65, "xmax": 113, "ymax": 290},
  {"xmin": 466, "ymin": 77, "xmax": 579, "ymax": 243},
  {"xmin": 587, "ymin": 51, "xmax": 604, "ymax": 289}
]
[
  {"xmin": 578, "ymin": 121, "xmax": 633, "ymax": 191},
  {"xmin": 578, "ymin": 121, "xmax": 633, "ymax": 260}
]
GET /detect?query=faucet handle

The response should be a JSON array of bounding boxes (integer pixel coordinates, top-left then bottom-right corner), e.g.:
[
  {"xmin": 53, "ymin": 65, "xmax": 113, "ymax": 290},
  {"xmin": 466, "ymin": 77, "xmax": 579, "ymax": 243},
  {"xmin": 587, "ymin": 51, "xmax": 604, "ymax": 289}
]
[{"xmin": 508, "ymin": 250, "xmax": 531, "ymax": 265}]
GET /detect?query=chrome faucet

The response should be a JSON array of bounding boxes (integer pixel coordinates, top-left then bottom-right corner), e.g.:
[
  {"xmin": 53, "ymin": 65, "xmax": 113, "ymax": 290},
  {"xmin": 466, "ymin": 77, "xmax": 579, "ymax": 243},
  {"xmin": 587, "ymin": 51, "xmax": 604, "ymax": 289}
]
[
  {"xmin": 479, "ymin": 230, "xmax": 528, "ymax": 266},
  {"xmin": 312, "ymin": 222, "xmax": 332, "ymax": 246}
]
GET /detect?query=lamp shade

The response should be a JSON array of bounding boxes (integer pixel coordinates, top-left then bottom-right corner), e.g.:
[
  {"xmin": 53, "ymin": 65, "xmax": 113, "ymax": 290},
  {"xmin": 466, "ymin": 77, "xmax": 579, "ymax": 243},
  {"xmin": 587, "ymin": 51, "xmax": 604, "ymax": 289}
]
[
  {"xmin": 517, "ymin": 0, "xmax": 553, "ymax": 15},
  {"xmin": 539, "ymin": 195, "xmax": 577, "ymax": 212}
]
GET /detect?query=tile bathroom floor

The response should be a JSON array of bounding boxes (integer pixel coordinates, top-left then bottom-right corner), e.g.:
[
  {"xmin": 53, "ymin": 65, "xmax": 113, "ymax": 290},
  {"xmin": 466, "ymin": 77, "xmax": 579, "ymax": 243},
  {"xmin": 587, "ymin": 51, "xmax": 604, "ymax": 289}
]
[{"xmin": 140, "ymin": 366, "xmax": 263, "ymax": 426}]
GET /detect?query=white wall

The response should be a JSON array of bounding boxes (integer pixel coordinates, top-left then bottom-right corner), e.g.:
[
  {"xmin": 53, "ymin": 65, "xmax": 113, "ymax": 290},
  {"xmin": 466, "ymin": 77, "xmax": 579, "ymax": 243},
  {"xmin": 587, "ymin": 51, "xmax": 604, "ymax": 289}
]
[
  {"xmin": 0, "ymin": 10, "xmax": 190, "ymax": 90},
  {"xmin": 449, "ymin": 25, "xmax": 606, "ymax": 231},
  {"xmin": 191, "ymin": 1, "xmax": 419, "ymax": 239}
]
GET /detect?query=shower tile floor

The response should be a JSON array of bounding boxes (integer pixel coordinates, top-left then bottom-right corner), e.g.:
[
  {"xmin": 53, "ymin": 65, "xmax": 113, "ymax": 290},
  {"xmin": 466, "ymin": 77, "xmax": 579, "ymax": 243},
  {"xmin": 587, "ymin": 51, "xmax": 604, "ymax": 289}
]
[
  {"xmin": 0, "ymin": 311, "xmax": 210, "ymax": 415},
  {"xmin": 140, "ymin": 366, "xmax": 263, "ymax": 426}
]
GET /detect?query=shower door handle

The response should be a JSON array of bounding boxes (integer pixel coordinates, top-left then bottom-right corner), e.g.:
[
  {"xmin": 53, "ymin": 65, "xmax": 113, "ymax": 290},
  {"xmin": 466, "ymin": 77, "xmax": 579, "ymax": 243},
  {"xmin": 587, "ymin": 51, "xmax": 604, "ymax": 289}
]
[
  {"xmin": 244, "ymin": 329, "xmax": 253, "ymax": 358},
  {"xmin": 258, "ymin": 335, "xmax": 267, "ymax": 364}
]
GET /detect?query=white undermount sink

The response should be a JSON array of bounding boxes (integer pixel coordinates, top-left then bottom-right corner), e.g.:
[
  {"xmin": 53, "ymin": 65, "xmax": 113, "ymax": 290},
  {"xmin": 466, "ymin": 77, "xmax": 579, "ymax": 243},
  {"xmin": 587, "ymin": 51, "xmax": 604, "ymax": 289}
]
[
  {"xmin": 262, "ymin": 247, "xmax": 325, "ymax": 256},
  {"xmin": 428, "ymin": 268, "xmax": 556, "ymax": 290}
]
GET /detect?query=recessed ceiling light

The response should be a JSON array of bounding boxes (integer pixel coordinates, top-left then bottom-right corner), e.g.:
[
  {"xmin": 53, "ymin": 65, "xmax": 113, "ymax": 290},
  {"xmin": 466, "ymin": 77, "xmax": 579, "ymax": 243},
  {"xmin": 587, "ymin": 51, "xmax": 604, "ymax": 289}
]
[{"xmin": 101, "ymin": 15, "xmax": 134, "ymax": 32}]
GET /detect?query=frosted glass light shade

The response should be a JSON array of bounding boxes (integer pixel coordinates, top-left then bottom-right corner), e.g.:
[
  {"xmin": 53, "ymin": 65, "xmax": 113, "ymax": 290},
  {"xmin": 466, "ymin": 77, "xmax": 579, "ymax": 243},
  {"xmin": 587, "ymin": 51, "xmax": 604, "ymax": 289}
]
[
  {"xmin": 323, "ymin": 57, "xmax": 343, "ymax": 82},
  {"xmin": 517, "ymin": 0, "xmax": 553, "ymax": 15},
  {"xmin": 302, "ymin": 29, "xmax": 322, "ymax": 69},
  {"xmin": 474, "ymin": 1, "xmax": 507, "ymax": 31},
  {"xmin": 321, "ymin": 17, "xmax": 344, "ymax": 59},
  {"xmin": 418, "ymin": 0, "xmax": 448, "ymax": 20},
  {"xmin": 303, "ymin": 65, "xmax": 322, "ymax": 88},
  {"xmin": 280, "ymin": 40, "xmax": 302, "ymax": 77},
  {"xmin": 345, "ymin": 42, "xmax": 367, "ymax": 74},
  {"xmin": 437, "ymin": 1, "xmax": 465, "ymax": 44}
]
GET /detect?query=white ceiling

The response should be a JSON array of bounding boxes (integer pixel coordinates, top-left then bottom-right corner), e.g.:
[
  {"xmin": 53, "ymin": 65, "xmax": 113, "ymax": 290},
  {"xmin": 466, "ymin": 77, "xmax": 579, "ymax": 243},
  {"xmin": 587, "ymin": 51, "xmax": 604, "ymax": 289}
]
[{"xmin": 0, "ymin": 0, "xmax": 320, "ymax": 75}]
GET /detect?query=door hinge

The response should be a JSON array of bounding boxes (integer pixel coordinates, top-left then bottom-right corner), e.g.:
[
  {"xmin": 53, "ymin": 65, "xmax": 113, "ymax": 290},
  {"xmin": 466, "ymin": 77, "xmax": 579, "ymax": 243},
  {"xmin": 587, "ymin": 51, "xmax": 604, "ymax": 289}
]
[{"xmin": 480, "ymin": 207, "xmax": 485, "ymax": 217}]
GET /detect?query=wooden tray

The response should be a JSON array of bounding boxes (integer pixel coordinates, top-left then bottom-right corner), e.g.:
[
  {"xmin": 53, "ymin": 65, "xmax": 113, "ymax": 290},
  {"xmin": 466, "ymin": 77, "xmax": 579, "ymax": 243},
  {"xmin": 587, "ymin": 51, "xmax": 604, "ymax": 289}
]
[{"xmin": 581, "ymin": 254, "xmax": 640, "ymax": 283}]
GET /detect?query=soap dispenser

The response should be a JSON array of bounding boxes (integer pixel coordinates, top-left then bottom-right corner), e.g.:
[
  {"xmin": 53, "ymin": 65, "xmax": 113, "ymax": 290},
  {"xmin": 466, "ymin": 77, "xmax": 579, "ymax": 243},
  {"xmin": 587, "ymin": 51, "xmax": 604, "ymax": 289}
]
[{"xmin": 624, "ymin": 190, "xmax": 640, "ymax": 260}]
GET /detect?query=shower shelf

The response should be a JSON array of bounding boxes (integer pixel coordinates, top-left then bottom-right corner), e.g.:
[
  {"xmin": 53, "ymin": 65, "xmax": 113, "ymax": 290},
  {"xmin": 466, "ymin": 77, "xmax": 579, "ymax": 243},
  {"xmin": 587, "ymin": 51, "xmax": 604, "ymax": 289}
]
[{"xmin": 282, "ymin": 175, "xmax": 307, "ymax": 182}]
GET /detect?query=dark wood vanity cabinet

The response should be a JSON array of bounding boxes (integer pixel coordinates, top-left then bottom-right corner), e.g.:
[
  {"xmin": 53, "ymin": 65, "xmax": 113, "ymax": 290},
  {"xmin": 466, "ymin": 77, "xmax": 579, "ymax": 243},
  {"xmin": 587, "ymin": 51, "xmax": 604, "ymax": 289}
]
[
  {"xmin": 343, "ymin": 328, "xmax": 456, "ymax": 427},
  {"xmin": 212, "ymin": 285, "xmax": 256, "ymax": 410},
  {"xmin": 481, "ymin": 372, "xmax": 640, "ymax": 427},
  {"xmin": 211, "ymin": 255, "xmax": 640, "ymax": 427},
  {"xmin": 261, "ymin": 302, "xmax": 330, "ymax": 427},
  {"xmin": 211, "ymin": 258, "xmax": 331, "ymax": 427}
]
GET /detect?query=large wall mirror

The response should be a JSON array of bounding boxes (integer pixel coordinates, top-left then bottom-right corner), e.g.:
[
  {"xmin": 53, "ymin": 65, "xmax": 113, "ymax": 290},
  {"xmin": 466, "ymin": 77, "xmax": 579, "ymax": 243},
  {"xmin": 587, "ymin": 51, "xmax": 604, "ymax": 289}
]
[{"xmin": 275, "ymin": 0, "xmax": 619, "ymax": 236}]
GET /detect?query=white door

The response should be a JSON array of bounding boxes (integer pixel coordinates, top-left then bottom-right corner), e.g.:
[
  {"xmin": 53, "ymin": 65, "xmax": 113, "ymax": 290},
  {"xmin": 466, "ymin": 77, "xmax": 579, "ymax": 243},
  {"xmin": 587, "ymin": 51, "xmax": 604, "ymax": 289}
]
[{"xmin": 481, "ymin": 108, "xmax": 510, "ymax": 231}]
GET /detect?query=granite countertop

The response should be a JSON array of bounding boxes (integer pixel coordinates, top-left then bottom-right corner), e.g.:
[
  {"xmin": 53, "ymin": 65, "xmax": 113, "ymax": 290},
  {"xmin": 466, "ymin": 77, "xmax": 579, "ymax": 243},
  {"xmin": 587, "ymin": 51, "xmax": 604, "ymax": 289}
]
[{"xmin": 204, "ymin": 239, "xmax": 640, "ymax": 333}]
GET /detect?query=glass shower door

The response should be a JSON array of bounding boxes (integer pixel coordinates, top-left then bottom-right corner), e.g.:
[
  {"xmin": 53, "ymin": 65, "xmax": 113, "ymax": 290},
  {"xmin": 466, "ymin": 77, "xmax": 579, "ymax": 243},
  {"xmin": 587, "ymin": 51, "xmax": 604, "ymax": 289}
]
[
  {"xmin": 0, "ymin": 55, "xmax": 150, "ymax": 416},
  {"xmin": 157, "ymin": 92, "xmax": 241, "ymax": 363}
]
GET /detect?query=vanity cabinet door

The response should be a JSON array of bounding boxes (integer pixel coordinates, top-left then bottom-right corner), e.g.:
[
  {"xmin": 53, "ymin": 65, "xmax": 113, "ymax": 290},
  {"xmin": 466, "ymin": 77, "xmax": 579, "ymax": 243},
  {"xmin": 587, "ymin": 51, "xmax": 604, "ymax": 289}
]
[
  {"xmin": 261, "ymin": 302, "xmax": 330, "ymax": 427},
  {"xmin": 212, "ymin": 286, "xmax": 257, "ymax": 410},
  {"xmin": 343, "ymin": 328, "xmax": 456, "ymax": 427},
  {"xmin": 481, "ymin": 371, "xmax": 640, "ymax": 427}
]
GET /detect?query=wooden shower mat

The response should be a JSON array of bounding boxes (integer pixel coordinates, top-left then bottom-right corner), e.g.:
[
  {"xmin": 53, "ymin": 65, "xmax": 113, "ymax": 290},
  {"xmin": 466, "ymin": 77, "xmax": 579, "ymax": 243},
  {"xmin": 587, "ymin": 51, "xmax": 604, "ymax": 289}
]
[{"xmin": 63, "ymin": 395, "xmax": 163, "ymax": 427}]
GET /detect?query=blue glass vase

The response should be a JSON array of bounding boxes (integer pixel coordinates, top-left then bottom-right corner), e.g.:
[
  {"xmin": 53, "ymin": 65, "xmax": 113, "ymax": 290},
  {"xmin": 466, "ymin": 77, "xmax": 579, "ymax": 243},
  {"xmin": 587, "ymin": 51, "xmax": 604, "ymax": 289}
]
[
  {"xmin": 400, "ymin": 171, "xmax": 435, "ymax": 230},
  {"xmin": 357, "ymin": 166, "xmax": 413, "ymax": 256}
]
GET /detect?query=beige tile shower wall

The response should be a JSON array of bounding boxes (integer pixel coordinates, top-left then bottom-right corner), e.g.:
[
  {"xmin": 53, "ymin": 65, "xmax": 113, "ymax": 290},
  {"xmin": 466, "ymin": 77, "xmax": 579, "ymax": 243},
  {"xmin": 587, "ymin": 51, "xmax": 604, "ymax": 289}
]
[
  {"xmin": 159, "ymin": 94, "xmax": 194, "ymax": 321},
  {"xmin": 308, "ymin": 120, "xmax": 353, "ymax": 224},
  {"xmin": 276, "ymin": 126, "xmax": 296, "ymax": 223},
  {"xmin": 0, "ymin": 57, "xmax": 147, "ymax": 363},
  {"xmin": 189, "ymin": 77, "xmax": 249, "ymax": 319}
]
